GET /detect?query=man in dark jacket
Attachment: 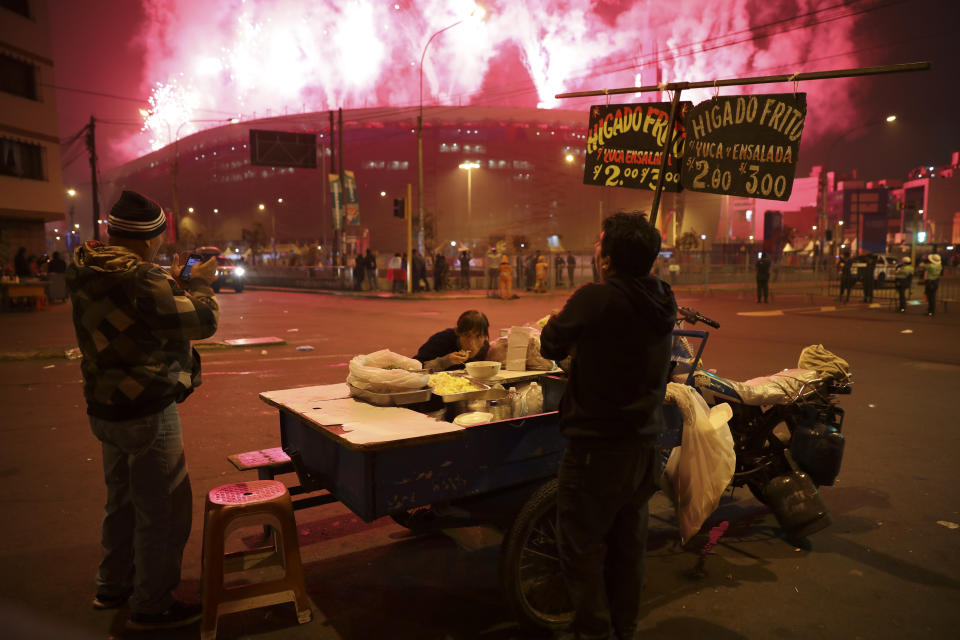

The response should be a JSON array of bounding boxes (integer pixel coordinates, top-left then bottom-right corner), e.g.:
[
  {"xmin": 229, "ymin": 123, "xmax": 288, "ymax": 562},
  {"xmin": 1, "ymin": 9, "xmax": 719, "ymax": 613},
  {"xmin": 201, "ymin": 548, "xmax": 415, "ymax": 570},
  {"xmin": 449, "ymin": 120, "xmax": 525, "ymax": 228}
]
[
  {"xmin": 540, "ymin": 212, "xmax": 677, "ymax": 640},
  {"xmin": 861, "ymin": 253, "xmax": 877, "ymax": 303},
  {"xmin": 67, "ymin": 191, "xmax": 219, "ymax": 631},
  {"xmin": 756, "ymin": 252, "xmax": 771, "ymax": 303}
]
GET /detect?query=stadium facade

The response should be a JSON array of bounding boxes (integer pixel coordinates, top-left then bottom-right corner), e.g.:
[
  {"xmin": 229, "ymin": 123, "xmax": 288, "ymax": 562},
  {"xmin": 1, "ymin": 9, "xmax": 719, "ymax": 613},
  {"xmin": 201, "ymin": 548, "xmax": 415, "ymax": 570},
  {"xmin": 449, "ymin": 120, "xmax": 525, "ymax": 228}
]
[{"xmin": 103, "ymin": 106, "xmax": 726, "ymax": 258}]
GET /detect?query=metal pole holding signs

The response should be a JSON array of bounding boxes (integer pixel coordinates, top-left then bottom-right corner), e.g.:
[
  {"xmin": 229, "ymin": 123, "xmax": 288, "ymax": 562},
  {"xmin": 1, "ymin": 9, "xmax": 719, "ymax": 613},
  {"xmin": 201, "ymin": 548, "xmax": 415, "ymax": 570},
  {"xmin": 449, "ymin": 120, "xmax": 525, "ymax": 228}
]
[
  {"xmin": 649, "ymin": 88, "xmax": 685, "ymax": 227},
  {"xmin": 557, "ymin": 62, "xmax": 930, "ymax": 226}
]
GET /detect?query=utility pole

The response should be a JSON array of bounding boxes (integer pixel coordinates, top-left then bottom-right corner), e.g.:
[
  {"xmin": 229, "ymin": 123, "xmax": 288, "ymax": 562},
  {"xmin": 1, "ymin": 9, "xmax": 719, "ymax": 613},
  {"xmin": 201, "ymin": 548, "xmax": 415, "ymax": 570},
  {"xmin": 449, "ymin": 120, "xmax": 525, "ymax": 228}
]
[
  {"xmin": 85, "ymin": 116, "xmax": 101, "ymax": 241},
  {"xmin": 406, "ymin": 183, "xmax": 413, "ymax": 294},
  {"xmin": 338, "ymin": 107, "xmax": 345, "ymax": 266},
  {"xmin": 329, "ymin": 110, "xmax": 338, "ymax": 266}
]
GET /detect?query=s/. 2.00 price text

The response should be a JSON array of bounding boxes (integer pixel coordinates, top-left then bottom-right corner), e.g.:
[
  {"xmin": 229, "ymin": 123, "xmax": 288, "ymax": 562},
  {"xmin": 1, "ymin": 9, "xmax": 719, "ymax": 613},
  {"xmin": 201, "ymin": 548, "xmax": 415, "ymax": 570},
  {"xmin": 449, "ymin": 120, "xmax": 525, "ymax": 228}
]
[{"xmin": 592, "ymin": 164, "xmax": 680, "ymax": 189}]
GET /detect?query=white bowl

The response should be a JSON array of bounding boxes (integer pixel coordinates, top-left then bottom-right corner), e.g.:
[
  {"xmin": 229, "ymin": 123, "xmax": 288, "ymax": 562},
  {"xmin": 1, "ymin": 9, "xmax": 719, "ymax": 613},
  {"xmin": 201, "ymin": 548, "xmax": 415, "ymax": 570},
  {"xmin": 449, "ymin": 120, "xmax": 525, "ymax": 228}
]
[
  {"xmin": 465, "ymin": 360, "xmax": 502, "ymax": 379},
  {"xmin": 453, "ymin": 412, "xmax": 493, "ymax": 427}
]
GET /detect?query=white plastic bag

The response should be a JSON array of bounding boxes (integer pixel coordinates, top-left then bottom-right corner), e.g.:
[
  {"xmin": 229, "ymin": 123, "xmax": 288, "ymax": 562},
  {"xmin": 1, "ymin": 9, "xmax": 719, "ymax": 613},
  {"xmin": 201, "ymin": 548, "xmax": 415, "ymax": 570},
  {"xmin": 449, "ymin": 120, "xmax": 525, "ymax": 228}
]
[
  {"xmin": 663, "ymin": 382, "xmax": 735, "ymax": 543},
  {"xmin": 347, "ymin": 349, "xmax": 428, "ymax": 393}
]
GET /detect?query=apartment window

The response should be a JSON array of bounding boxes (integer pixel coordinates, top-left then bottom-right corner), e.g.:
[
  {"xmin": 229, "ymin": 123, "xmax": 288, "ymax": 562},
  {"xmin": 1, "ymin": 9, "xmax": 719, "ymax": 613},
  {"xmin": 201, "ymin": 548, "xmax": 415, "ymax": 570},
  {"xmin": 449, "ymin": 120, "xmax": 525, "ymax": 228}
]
[
  {"xmin": 0, "ymin": 53, "xmax": 37, "ymax": 99},
  {"xmin": 1, "ymin": 0, "xmax": 31, "ymax": 18},
  {"xmin": 0, "ymin": 138, "xmax": 45, "ymax": 180}
]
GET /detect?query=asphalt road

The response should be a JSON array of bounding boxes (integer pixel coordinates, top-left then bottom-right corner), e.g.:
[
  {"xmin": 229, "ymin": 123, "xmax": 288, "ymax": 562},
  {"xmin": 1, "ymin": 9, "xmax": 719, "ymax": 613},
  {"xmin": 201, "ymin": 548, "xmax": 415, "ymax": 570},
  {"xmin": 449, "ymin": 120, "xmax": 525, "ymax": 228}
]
[{"xmin": 1, "ymin": 285, "xmax": 958, "ymax": 639}]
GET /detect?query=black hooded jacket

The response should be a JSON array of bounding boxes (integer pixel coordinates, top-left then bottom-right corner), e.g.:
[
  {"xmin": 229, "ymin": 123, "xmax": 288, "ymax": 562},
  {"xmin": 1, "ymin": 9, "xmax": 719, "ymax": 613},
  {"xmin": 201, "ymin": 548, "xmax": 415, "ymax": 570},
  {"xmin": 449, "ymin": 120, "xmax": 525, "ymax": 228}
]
[{"xmin": 540, "ymin": 274, "xmax": 677, "ymax": 441}]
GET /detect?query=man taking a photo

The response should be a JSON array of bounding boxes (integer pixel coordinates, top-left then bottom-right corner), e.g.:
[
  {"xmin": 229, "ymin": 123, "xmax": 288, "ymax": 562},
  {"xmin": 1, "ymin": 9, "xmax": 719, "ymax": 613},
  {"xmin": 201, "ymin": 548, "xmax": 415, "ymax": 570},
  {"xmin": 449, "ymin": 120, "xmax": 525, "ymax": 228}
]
[{"xmin": 67, "ymin": 190, "xmax": 219, "ymax": 631}]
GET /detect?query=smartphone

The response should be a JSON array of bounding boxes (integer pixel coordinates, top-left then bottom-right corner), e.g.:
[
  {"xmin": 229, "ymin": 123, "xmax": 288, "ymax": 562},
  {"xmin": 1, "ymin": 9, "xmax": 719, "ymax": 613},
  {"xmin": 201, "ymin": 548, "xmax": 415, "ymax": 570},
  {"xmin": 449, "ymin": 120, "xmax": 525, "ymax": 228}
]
[{"xmin": 180, "ymin": 254, "xmax": 204, "ymax": 279}]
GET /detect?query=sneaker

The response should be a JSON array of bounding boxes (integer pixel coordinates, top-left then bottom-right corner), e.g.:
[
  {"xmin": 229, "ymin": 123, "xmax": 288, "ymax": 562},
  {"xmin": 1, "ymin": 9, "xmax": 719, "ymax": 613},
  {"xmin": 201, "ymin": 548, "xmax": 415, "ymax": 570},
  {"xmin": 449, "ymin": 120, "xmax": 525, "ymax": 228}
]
[
  {"xmin": 127, "ymin": 601, "xmax": 202, "ymax": 631},
  {"xmin": 92, "ymin": 590, "xmax": 131, "ymax": 610}
]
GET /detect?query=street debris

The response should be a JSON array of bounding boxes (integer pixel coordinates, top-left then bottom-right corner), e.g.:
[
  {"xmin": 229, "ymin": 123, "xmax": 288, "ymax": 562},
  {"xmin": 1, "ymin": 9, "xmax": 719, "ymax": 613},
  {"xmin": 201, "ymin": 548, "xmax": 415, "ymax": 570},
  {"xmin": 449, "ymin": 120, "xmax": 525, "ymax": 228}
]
[
  {"xmin": 900, "ymin": 329, "xmax": 913, "ymax": 334},
  {"xmin": 43, "ymin": 364, "xmax": 55, "ymax": 369},
  {"xmin": 868, "ymin": 404, "xmax": 876, "ymax": 408},
  {"xmin": 64, "ymin": 348, "xmax": 81, "ymax": 360},
  {"xmin": 296, "ymin": 345, "xmax": 314, "ymax": 351},
  {"xmin": 936, "ymin": 520, "xmax": 959, "ymax": 530},
  {"xmin": 287, "ymin": 328, "xmax": 300, "ymax": 332},
  {"xmin": 260, "ymin": 350, "xmax": 268, "ymax": 355}
]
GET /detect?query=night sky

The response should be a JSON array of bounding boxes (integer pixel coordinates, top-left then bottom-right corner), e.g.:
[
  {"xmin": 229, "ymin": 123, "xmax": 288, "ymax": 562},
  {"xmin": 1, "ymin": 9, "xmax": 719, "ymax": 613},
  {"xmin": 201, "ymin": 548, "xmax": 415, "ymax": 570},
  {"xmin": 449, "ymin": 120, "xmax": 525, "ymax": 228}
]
[{"xmin": 49, "ymin": 0, "xmax": 960, "ymax": 188}]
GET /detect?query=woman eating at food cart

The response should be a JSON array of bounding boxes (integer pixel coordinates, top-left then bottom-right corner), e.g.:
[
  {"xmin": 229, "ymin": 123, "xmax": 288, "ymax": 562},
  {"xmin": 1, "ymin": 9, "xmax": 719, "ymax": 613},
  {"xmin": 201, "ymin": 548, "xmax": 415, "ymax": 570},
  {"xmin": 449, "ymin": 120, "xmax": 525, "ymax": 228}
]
[{"xmin": 414, "ymin": 309, "xmax": 491, "ymax": 371}]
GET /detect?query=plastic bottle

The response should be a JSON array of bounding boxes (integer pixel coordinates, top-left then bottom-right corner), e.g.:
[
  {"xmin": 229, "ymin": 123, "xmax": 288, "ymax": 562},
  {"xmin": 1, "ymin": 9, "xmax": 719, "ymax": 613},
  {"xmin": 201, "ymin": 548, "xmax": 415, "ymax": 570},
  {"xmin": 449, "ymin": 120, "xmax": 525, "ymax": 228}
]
[
  {"xmin": 526, "ymin": 381, "xmax": 544, "ymax": 415},
  {"xmin": 488, "ymin": 400, "xmax": 502, "ymax": 421},
  {"xmin": 506, "ymin": 387, "xmax": 518, "ymax": 419}
]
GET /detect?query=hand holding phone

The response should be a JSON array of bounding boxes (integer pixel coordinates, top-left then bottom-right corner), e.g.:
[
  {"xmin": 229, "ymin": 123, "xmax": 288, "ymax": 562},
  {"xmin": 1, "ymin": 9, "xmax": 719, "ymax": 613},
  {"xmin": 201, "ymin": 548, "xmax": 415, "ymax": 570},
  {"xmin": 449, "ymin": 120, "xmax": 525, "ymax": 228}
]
[{"xmin": 179, "ymin": 254, "xmax": 204, "ymax": 280}]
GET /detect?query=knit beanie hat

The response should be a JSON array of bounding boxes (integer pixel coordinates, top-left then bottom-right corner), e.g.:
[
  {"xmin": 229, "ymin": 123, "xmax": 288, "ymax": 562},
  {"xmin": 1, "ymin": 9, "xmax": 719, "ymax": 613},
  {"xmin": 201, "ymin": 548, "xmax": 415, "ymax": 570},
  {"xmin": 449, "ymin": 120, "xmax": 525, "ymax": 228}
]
[{"xmin": 108, "ymin": 190, "xmax": 166, "ymax": 240}]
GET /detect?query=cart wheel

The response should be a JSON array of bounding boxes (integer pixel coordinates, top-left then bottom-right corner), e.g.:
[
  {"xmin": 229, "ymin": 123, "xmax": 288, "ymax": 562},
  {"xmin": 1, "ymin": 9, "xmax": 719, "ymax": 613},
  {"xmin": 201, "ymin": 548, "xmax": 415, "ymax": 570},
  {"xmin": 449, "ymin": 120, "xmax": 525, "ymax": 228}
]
[{"xmin": 499, "ymin": 478, "xmax": 572, "ymax": 631}]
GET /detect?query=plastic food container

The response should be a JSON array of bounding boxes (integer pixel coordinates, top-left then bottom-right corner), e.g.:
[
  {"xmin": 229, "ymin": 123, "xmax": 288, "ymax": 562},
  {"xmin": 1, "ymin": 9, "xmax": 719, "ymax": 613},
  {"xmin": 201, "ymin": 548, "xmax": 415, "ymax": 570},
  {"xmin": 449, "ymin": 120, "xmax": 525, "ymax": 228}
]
[{"xmin": 465, "ymin": 360, "xmax": 502, "ymax": 379}]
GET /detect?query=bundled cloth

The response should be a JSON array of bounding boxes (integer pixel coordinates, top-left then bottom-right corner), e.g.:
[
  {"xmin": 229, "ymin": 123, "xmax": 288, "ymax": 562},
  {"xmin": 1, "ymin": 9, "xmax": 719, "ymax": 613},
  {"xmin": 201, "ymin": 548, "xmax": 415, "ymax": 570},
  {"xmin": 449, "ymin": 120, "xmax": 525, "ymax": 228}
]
[
  {"xmin": 798, "ymin": 344, "xmax": 850, "ymax": 379},
  {"xmin": 346, "ymin": 349, "xmax": 428, "ymax": 394},
  {"xmin": 661, "ymin": 382, "xmax": 735, "ymax": 544}
]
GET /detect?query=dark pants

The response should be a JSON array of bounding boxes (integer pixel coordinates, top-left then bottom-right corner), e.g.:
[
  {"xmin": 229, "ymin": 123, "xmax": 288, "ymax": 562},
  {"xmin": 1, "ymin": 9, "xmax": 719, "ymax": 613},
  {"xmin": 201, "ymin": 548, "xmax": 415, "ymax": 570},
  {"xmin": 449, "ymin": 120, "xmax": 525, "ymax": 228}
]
[
  {"xmin": 925, "ymin": 279, "xmax": 939, "ymax": 315},
  {"xmin": 756, "ymin": 278, "xmax": 769, "ymax": 303},
  {"xmin": 897, "ymin": 278, "xmax": 911, "ymax": 311},
  {"xmin": 557, "ymin": 439, "xmax": 659, "ymax": 640},
  {"xmin": 838, "ymin": 277, "xmax": 853, "ymax": 302},
  {"xmin": 863, "ymin": 277, "xmax": 874, "ymax": 302},
  {"xmin": 568, "ymin": 267, "xmax": 575, "ymax": 287}
]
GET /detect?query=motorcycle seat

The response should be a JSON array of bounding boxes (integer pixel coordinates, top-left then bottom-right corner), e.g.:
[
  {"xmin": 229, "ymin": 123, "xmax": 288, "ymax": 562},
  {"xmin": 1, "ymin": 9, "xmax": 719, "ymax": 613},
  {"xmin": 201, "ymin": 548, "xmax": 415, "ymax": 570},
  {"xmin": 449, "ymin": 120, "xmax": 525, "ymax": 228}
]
[{"xmin": 688, "ymin": 368, "xmax": 822, "ymax": 406}]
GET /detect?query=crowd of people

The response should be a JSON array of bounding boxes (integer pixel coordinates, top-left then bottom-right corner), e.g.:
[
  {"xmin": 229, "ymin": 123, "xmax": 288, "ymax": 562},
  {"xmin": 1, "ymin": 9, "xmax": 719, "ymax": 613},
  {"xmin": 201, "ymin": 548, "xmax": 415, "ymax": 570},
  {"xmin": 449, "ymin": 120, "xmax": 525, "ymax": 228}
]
[
  {"xmin": 835, "ymin": 250, "xmax": 944, "ymax": 316},
  {"xmin": 348, "ymin": 247, "xmax": 583, "ymax": 295}
]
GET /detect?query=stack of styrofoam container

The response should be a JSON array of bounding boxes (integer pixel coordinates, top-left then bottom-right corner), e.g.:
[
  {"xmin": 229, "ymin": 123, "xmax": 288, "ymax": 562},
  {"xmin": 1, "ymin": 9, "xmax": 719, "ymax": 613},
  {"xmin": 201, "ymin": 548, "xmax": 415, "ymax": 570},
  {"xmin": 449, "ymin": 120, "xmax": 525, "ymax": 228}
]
[{"xmin": 506, "ymin": 326, "xmax": 532, "ymax": 371}]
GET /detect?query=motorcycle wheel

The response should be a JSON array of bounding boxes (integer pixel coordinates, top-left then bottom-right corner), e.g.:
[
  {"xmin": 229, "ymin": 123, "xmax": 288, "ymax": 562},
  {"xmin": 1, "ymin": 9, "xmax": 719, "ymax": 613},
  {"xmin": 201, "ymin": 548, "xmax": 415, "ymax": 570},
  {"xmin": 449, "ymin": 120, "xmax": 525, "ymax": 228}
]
[{"xmin": 499, "ymin": 478, "xmax": 572, "ymax": 631}]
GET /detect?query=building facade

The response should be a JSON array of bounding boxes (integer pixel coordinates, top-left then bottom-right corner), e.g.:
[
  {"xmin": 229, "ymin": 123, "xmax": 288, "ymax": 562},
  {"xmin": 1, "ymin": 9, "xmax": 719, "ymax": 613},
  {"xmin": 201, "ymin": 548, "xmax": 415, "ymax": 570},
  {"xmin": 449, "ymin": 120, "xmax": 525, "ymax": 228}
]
[{"xmin": 0, "ymin": 0, "xmax": 64, "ymax": 266}]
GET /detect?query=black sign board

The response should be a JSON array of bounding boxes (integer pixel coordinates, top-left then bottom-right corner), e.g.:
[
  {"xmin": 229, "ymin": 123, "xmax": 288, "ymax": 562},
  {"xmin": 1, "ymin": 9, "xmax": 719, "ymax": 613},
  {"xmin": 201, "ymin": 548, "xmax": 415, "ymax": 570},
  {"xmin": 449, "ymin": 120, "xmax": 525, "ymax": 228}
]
[
  {"xmin": 249, "ymin": 129, "xmax": 317, "ymax": 168},
  {"xmin": 583, "ymin": 102, "xmax": 691, "ymax": 192},
  {"xmin": 680, "ymin": 93, "xmax": 806, "ymax": 200}
]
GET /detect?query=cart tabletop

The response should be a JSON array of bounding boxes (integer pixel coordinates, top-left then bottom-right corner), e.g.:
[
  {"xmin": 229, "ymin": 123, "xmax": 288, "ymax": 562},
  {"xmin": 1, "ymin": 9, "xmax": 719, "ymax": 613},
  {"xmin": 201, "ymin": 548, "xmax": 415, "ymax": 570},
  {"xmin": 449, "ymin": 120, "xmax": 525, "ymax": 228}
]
[{"xmin": 259, "ymin": 383, "xmax": 466, "ymax": 450}]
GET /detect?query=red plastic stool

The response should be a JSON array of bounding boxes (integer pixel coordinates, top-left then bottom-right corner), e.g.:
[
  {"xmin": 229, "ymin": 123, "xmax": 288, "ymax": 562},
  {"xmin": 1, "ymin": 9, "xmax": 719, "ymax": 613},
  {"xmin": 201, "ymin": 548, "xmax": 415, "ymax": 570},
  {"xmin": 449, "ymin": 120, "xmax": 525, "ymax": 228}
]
[{"xmin": 200, "ymin": 481, "xmax": 312, "ymax": 639}]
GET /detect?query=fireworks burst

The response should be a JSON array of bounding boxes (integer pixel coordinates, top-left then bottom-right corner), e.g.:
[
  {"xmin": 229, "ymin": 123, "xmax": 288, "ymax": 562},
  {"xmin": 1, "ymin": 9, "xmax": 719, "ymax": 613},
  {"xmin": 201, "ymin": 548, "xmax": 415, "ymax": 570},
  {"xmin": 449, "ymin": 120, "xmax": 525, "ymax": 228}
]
[{"xmin": 133, "ymin": 0, "xmax": 860, "ymax": 156}]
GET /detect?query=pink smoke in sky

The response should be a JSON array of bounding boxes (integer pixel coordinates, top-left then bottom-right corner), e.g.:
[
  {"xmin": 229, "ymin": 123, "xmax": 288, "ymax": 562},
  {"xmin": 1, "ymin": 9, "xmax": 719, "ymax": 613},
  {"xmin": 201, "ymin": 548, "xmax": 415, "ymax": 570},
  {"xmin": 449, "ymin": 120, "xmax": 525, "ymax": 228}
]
[{"xmin": 133, "ymin": 0, "xmax": 862, "ymax": 156}]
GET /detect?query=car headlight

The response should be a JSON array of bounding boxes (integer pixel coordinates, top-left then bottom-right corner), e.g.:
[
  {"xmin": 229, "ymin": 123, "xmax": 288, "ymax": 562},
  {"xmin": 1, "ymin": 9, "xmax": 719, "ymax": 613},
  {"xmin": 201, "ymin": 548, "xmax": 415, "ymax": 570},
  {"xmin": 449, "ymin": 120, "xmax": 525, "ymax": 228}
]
[{"xmin": 234, "ymin": 267, "xmax": 245, "ymax": 277}]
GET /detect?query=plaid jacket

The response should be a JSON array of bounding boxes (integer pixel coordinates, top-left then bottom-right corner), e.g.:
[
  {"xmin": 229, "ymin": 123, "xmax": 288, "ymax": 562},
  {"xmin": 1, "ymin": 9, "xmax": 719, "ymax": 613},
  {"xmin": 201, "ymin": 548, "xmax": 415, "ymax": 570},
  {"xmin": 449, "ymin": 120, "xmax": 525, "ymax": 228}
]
[{"xmin": 67, "ymin": 242, "xmax": 219, "ymax": 420}]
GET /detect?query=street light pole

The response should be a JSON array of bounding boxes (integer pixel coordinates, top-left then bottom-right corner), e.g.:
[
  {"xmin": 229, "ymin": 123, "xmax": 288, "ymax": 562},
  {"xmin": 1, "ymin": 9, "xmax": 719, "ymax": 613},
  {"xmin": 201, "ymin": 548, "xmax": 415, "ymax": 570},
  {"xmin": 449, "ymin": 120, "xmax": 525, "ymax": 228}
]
[
  {"xmin": 147, "ymin": 114, "xmax": 239, "ymax": 245},
  {"xmin": 458, "ymin": 161, "xmax": 479, "ymax": 241},
  {"xmin": 818, "ymin": 114, "xmax": 896, "ymax": 270},
  {"xmin": 417, "ymin": 5, "xmax": 486, "ymax": 256}
]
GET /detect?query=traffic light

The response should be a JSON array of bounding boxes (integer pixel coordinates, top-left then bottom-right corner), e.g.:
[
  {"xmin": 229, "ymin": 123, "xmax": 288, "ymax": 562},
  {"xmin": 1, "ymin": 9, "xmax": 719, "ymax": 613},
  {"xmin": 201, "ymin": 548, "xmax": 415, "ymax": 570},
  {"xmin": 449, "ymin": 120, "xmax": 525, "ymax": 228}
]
[{"xmin": 393, "ymin": 198, "xmax": 405, "ymax": 218}]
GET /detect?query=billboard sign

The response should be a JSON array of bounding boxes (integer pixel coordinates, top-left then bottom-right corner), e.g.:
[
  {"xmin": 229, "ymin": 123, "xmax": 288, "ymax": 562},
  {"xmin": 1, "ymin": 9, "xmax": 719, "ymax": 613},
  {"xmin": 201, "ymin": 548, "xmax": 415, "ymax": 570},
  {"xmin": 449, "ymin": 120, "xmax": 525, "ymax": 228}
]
[{"xmin": 249, "ymin": 129, "xmax": 317, "ymax": 168}]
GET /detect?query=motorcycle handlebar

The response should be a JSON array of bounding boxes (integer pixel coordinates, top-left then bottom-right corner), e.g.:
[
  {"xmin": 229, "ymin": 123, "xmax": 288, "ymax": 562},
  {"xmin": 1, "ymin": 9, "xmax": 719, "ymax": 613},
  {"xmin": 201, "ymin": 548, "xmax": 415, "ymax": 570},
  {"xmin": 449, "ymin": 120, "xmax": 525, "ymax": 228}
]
[{"xmin": 678, "ymin": 307, "xmax": 720, "ymax": 329}]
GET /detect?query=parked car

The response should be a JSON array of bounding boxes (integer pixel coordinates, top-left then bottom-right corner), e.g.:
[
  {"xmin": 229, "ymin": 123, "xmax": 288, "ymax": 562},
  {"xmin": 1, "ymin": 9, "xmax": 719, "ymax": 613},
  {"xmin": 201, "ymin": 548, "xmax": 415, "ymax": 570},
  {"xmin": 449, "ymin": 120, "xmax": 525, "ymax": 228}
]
[
  {"xmin": 196, "ymin": 246, "xmax": 245, "ymax": 293},
  {"xmin": 873, "ymin": 254, "xmax": 901, "ymax": 285},
  {"xmin": 851, "ymin": 253, "xmax": 900, "ymax": 287}
]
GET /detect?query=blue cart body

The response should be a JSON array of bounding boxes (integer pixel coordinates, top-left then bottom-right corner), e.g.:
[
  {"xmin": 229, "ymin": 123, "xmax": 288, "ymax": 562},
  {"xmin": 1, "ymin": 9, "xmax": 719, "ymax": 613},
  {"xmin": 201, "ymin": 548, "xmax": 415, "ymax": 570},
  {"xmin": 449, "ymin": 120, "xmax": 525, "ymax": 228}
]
[{"xmin": 278, "ymin": 376, "xmax": 568, "ymax": 522}]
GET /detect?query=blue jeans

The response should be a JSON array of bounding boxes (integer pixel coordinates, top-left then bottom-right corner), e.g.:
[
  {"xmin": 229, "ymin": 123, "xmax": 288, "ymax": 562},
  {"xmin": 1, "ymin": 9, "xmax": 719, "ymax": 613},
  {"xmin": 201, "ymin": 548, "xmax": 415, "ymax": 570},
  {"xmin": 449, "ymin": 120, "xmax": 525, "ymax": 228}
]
[{"xmin": 89, "ymin": 403, "xmax": 192, "ymax": 614}]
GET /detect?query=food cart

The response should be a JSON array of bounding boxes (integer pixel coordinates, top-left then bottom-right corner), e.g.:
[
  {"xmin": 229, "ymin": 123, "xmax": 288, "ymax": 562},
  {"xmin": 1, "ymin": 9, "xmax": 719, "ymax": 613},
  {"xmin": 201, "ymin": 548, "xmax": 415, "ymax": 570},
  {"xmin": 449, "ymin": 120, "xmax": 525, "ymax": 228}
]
[{"xmin": 259, "ymin": 369, "xmax": 575, "ymax": 630}]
